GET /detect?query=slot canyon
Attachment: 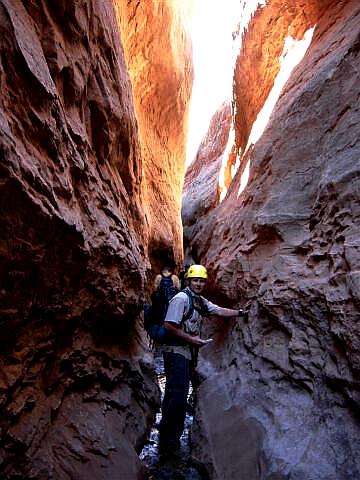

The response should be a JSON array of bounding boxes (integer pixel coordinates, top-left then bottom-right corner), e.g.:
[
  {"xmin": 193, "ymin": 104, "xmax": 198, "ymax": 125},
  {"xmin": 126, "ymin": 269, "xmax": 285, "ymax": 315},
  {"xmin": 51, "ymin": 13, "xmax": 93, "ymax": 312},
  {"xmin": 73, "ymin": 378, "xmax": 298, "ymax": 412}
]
[{"xmin": 0, "ymin": 0, "xmax": 359, "ymax": 478}]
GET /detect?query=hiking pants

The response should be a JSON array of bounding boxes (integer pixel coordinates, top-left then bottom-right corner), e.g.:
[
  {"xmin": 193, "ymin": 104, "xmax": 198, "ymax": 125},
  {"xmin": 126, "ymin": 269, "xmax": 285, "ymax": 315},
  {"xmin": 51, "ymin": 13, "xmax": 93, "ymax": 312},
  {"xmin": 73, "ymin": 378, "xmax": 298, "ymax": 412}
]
[{"xmin": 159, "ymin": 351, "xmax": 191, "ymax": 447}]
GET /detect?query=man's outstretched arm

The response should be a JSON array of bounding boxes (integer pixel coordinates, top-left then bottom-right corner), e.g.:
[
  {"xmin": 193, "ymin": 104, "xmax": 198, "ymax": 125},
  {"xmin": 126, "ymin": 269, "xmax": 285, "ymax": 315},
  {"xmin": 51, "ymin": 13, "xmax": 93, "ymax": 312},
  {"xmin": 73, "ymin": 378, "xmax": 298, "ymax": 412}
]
[{"xmin": 215, "ymin": 307, "xmax": 245, "ymax": 317}]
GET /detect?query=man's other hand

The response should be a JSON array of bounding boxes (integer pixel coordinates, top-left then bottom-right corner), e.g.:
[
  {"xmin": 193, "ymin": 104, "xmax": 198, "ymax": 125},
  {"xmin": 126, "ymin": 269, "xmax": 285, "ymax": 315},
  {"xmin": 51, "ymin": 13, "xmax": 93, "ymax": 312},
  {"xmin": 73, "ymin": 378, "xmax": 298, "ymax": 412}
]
[{"xmin": 191, "ymin": 335, "xmax": 211, "ymax": 347}]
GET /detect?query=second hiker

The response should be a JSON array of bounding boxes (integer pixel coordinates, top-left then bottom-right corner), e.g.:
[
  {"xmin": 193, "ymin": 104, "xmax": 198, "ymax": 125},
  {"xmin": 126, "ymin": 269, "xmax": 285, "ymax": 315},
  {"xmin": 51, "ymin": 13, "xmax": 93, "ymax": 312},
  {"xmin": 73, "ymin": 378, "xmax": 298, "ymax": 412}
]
[{"xmin": 153, "ymin": 265, "xmax": 180, "ymax": 291}]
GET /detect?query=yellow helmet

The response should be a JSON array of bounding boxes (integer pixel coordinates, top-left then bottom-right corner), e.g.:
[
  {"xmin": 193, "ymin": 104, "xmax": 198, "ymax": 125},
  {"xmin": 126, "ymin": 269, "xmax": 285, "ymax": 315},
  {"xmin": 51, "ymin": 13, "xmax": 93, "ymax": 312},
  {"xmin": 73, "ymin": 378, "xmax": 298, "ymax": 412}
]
[{"xmin": 186, "ymin": 264, "xmax": 208, "ymax": 279}]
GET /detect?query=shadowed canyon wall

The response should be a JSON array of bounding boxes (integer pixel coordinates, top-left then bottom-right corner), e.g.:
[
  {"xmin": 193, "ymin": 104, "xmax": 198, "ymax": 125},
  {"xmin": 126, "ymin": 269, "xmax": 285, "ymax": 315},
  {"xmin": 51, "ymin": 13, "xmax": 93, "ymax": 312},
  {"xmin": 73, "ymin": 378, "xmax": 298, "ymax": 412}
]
[
  {"xmin": 0, "ymin": 0, "xmax": 192, "ymax": 478},
  {"xmin": 183, "ymin": 0, "xmax": 360, "ymax": 478},
  {"xmin": 182, "ymin": 101, "xmax": 231, "ymax": 263}
]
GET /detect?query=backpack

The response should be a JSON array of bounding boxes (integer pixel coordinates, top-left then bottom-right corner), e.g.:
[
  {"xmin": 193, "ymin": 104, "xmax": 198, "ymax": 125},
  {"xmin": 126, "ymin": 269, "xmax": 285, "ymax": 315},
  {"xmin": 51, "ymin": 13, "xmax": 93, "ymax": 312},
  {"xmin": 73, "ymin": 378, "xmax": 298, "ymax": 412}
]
[
  {"xmin": 144, "ymin": 288, "xmax": 196, "ymax": 343},
  {"xmin": 153, "ymin": 275, "xmax": 179, "ymax": 317},
  {"xmin": 158, "ymin": 275, "xmax": 175, "ymax": 290}
]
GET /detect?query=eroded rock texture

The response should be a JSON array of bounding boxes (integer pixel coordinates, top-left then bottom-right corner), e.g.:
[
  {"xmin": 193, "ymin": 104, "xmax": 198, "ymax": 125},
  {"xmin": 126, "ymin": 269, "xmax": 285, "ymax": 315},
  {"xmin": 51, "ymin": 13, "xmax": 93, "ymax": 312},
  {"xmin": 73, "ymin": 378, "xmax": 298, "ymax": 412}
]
[
  {"xmin": 0, "ymin": 0, "xmax": 191, "ymax": 478},
  {"xmin": 115, "ymin": 0, "xmax": 193, "ymax": 269},
  {"xmin": 182, "ymin": 102, "xmax": 231, "ymax": 262},
  {"xmin": 184, "ymin": 0, "xmax": 360, "ymax": 478}
]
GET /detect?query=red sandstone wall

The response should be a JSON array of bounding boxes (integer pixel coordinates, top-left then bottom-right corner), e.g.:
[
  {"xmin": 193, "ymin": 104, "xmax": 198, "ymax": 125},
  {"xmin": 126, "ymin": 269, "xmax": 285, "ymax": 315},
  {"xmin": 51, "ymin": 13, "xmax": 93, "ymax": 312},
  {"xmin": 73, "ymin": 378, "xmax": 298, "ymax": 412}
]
[
  {"xmin": 184, "ymin": 0, "xmax": 360, "ymax": 478},
  {"xmin": 115, "ymin": 0, "xmax": 193, "ymax": 269},
  {"xmin": 0, "ymin": 0, "xmax": 192, "ymax": 477}
]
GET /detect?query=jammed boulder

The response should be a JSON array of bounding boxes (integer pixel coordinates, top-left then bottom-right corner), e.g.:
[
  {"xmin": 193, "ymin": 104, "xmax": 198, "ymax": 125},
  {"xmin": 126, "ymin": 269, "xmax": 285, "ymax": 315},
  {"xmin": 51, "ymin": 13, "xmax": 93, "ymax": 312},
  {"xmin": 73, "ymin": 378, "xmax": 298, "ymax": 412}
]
[
  {"xmin": 0, "ymin": 0, "xmax": 192, "ymax": 478},
  {"xmin": 185, "ymin": 0, "xmax": 360, "ymax": 478}
]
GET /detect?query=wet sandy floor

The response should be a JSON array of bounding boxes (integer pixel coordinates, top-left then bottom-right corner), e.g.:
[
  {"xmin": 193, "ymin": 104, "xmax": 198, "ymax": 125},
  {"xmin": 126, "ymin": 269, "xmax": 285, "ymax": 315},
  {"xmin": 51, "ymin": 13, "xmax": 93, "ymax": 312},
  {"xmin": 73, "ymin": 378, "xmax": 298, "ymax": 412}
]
[{"xmin": 140, "ymin": 355, "xmax": 204, "ymax": 480}]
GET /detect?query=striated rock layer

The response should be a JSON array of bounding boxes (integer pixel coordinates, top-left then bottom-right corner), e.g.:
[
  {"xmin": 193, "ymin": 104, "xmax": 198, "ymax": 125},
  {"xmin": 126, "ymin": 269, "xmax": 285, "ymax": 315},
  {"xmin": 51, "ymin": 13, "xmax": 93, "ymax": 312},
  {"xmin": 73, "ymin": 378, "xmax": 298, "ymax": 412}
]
[
  {"xmin": 184, "ymin": 0, "xmax": 360, "ymax": 478},
  {"xmin": 0, "ymin": 0, "xmax": 192, "ymax": 478},
  {"xmin": 115, "ymin": 0, "xmax": 193, "ymax": 269}
]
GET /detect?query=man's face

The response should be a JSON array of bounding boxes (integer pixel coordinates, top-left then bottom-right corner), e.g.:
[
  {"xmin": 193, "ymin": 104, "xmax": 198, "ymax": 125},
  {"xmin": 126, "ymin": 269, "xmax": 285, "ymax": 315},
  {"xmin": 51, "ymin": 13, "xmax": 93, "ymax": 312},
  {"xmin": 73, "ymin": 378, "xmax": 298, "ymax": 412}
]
[{"xmin": 189, "ymin": 277, "xmax": 206, "ymax": 295}]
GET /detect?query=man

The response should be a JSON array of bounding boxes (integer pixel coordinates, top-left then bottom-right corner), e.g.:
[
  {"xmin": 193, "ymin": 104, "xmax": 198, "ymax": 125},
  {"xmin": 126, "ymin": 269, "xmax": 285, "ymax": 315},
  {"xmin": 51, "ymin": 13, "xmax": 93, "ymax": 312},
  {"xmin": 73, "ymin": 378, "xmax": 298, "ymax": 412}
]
[
  {"xmin": 154, "ymin": 265, "xmax": 181, "ymax": 290},
  {"xmin": 158, "ymin": 264, "xmax": 245, "ymax": 454},
  {"xmin": 151, "ymin": 267, "xmax": 180, "ymax": 336}
]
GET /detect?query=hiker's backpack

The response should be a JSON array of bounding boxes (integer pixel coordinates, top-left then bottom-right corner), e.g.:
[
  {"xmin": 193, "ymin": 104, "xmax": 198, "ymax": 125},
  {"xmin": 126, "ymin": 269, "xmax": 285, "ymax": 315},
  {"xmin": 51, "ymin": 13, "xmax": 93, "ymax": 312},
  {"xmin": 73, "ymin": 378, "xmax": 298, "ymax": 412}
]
[
  {"xmin": 144, "ymin": 287, "xmax": 196, "ymax": 343},
  {"xmin": 158, "ymin": 275, "xmax": 175, "ymax": 290}
]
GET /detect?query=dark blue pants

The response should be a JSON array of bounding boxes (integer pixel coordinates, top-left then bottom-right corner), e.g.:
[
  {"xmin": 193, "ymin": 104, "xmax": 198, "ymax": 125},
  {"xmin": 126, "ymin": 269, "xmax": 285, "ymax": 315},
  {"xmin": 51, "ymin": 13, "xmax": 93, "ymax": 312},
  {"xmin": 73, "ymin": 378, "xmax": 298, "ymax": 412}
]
[{"xmin": 159, "ymin": 352, "xmax": 191, "ymax": 447}]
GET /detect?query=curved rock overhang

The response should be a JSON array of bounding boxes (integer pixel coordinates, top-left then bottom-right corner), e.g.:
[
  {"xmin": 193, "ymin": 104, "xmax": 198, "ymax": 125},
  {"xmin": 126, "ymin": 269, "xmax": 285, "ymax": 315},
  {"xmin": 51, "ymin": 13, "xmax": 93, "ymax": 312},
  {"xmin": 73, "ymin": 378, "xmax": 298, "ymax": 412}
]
[{"xmin": 183, "ymin": 0, "xmax": 360, "ymax": 478}]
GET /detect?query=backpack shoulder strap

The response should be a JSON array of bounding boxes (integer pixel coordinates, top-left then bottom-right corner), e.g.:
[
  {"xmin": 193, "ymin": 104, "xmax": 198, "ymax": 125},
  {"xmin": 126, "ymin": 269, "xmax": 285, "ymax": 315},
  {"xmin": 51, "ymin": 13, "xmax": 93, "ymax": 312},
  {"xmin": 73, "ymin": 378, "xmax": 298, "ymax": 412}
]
[{"xmin": 182, "ymin": 289, "xmax": 194, "ymax": 321}]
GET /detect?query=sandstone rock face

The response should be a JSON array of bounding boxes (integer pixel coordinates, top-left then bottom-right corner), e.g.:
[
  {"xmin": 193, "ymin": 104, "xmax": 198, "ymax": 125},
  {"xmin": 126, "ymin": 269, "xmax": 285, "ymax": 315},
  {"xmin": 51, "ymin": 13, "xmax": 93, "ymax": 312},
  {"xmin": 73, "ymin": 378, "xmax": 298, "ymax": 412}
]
[
  {"xmin": 0, "ymin": 0, "xmax": 191, "ymax": 478},
  {"xmin": 182, "ymin": 102, "xmax": 231, "ymax": 263},
  {"xmin": 115, "ymin": 0, "xmax": 193, "ymax": 269},
  {"xmin": 184, "ymin": 0, "xmax": 360, "ymax": 478}
]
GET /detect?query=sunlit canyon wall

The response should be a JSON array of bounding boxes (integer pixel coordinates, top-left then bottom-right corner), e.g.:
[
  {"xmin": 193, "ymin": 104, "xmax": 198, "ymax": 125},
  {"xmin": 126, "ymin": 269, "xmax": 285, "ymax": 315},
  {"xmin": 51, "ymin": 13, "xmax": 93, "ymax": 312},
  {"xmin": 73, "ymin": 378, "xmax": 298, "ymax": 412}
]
[
  {"xmin": 0, "ymin": 0, "xmax": 192, "ymax": 478},
  {"xmin": 183, "ymin": 0, "xmax": 360, "ymax": 478},
  {"xmin": 115, "ymin": 0, "xmax": 193, "ymax": 269}
]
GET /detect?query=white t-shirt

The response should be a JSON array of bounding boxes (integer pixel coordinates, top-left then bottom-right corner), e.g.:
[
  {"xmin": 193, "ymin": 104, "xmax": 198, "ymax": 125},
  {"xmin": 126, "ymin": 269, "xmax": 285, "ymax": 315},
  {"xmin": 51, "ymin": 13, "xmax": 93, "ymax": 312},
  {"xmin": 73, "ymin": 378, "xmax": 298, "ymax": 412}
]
[{"xmin": 161, "ymin": 288, "xmax": 222, "ymax": 360}]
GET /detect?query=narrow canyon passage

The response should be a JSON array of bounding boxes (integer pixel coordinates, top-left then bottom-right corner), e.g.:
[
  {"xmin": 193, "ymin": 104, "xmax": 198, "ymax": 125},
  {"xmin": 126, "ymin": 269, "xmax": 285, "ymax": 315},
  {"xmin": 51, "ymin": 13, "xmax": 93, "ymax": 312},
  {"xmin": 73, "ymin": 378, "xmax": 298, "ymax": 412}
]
[
  {"xmin": 0, "ymin": 1, "xmax": 359, "ymax": 479},
  {"xmin": 140, "ymin": 354, "xmax": 202, "ymax": 480}
]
